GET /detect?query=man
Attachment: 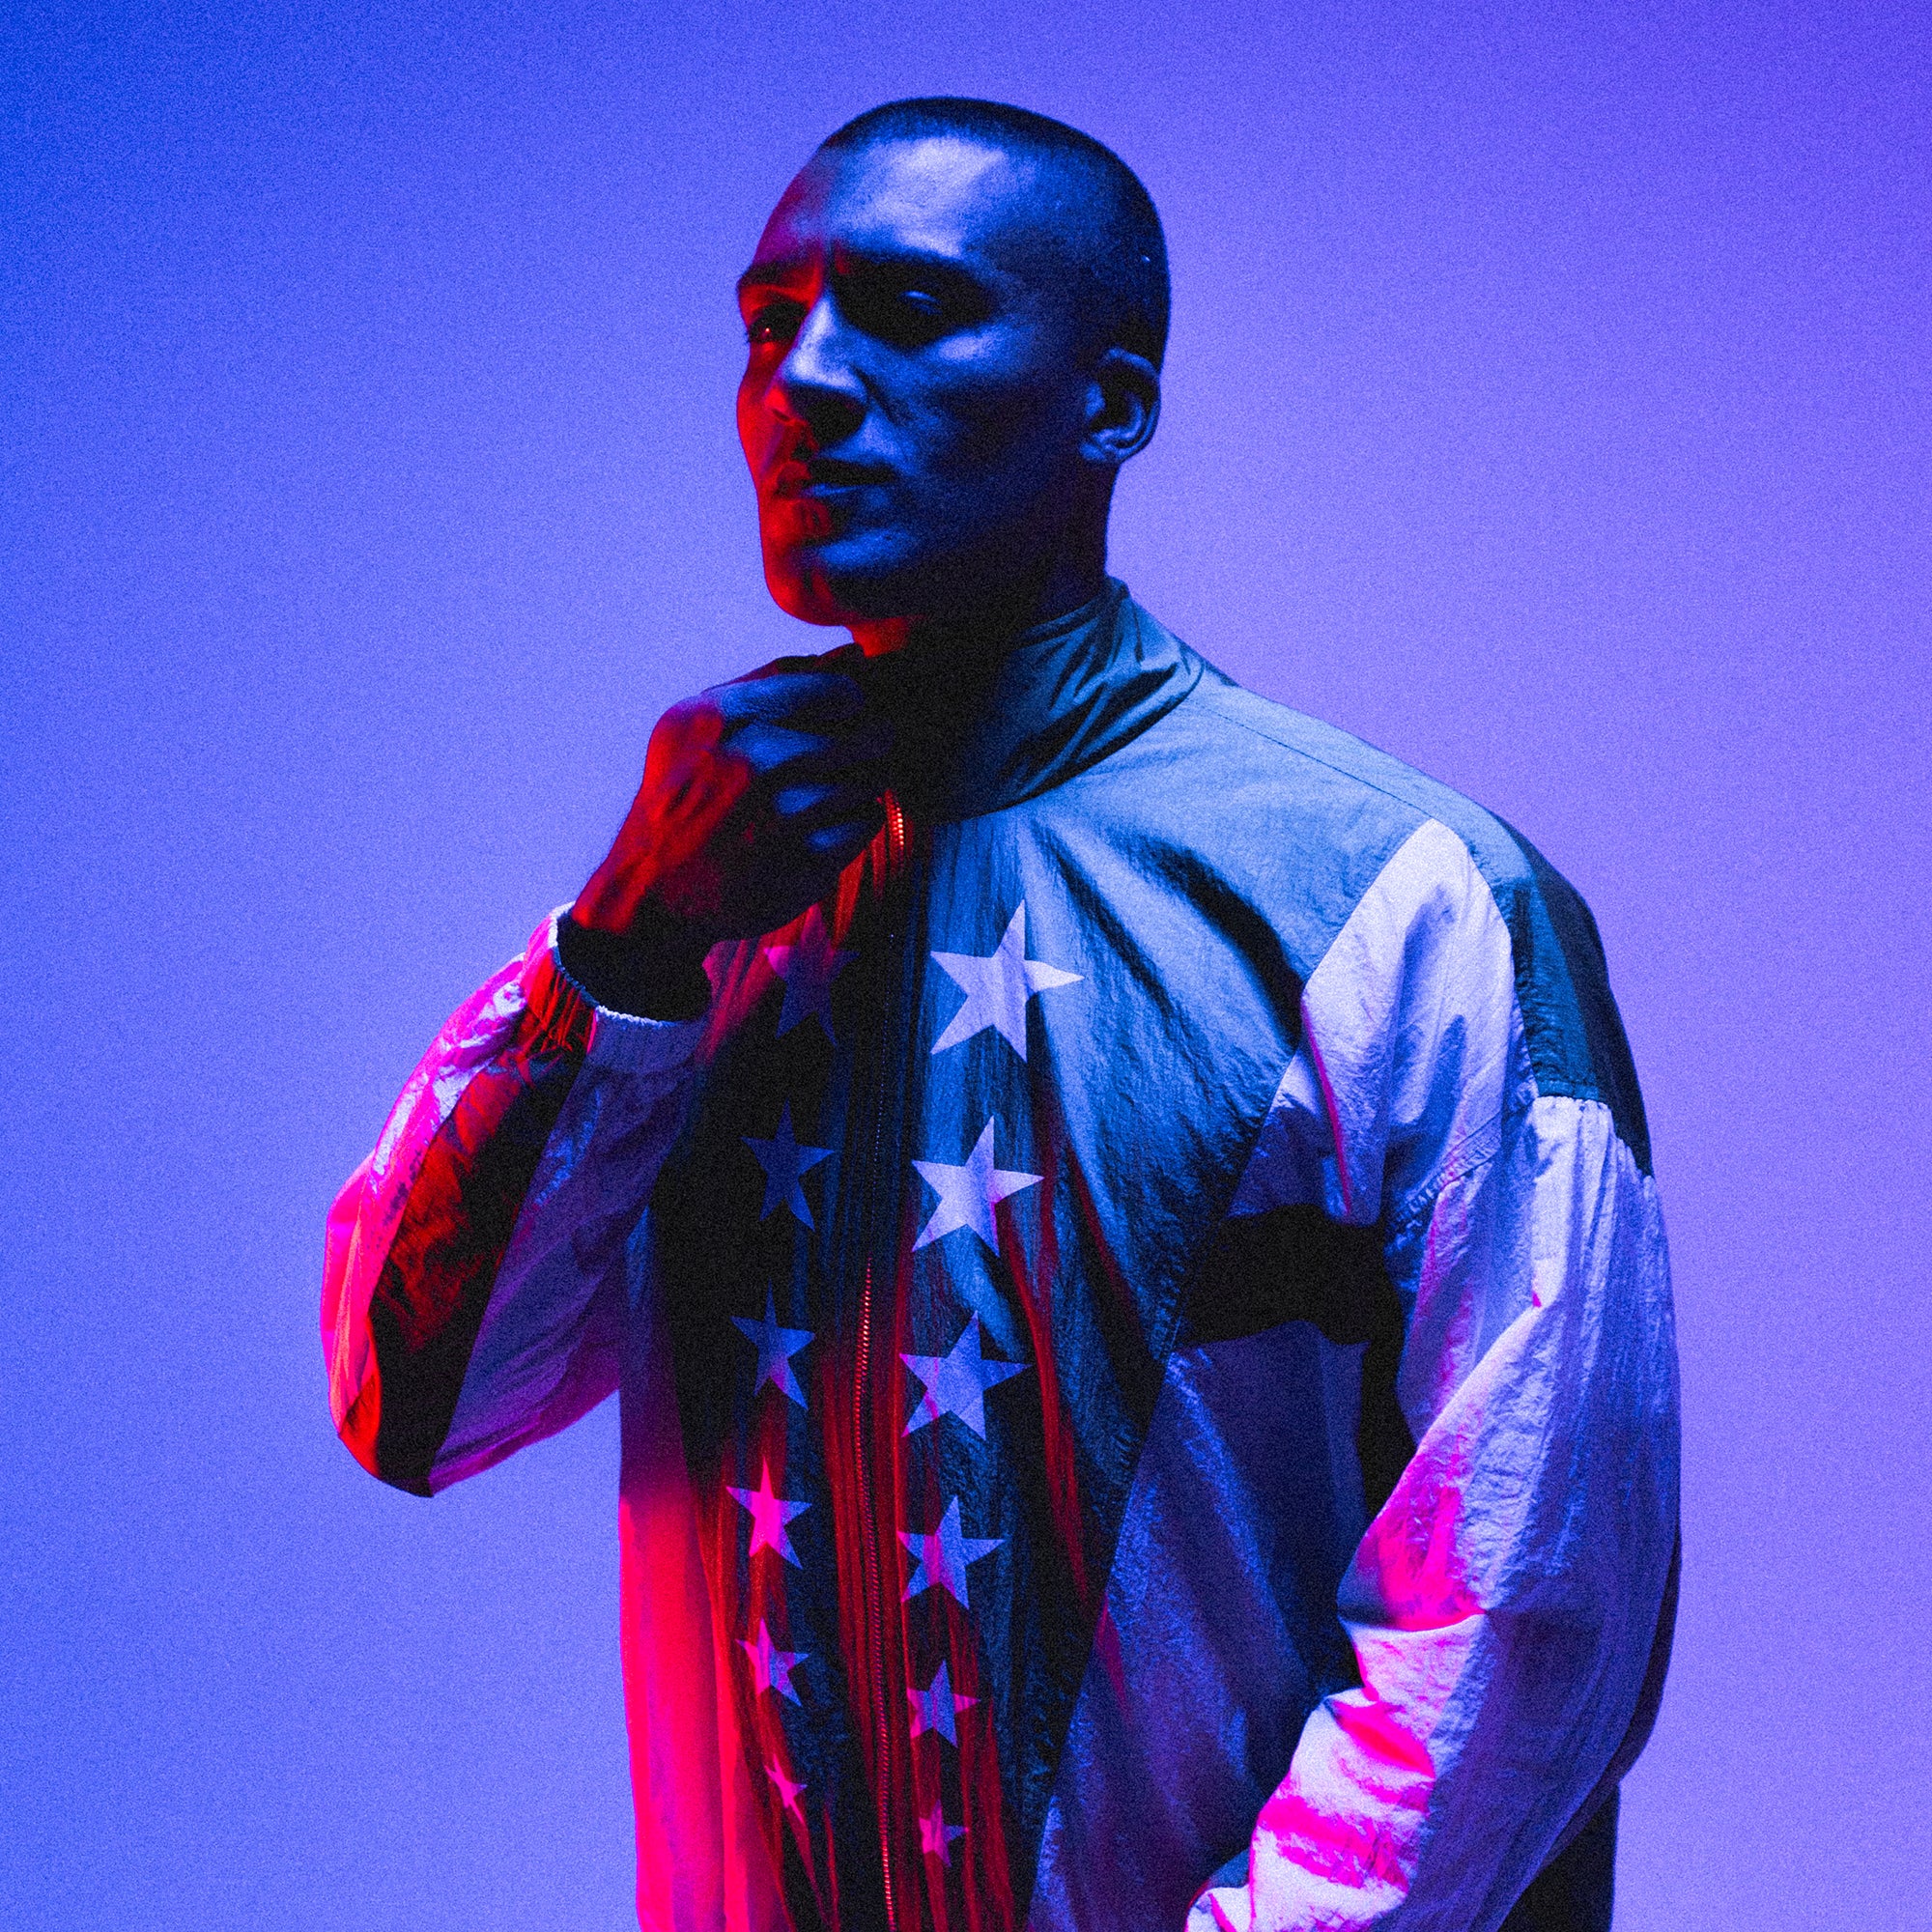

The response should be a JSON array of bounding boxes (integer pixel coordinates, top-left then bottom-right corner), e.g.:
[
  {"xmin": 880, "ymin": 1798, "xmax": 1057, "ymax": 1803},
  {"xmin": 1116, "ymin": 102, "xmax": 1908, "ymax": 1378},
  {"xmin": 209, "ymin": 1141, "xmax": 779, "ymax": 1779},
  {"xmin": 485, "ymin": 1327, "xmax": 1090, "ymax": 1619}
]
[{"xmin": 323, "ymin": 99, "xmax": 1678, "ymax": 1932}]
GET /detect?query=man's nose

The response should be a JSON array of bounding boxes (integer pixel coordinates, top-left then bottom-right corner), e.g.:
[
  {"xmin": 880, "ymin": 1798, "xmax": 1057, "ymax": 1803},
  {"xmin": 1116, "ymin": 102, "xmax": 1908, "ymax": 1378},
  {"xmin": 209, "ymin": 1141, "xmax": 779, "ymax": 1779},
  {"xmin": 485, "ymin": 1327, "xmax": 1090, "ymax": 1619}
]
[{"xmin": 771, "ymin": 295, "xmax": 866, "ymax": 444}]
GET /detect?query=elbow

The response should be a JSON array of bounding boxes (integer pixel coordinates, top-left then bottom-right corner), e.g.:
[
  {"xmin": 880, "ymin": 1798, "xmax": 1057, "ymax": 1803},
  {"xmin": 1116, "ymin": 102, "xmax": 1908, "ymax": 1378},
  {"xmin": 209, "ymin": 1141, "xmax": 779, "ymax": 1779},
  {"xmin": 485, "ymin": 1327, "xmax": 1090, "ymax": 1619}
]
[
  {"xmin": 330, "ymin": 1365, "xmax": 438, "ymax": 1499},
  {"xmin": 334, "ymin": 1425, "xmax": 438, "ymax": 1500}
]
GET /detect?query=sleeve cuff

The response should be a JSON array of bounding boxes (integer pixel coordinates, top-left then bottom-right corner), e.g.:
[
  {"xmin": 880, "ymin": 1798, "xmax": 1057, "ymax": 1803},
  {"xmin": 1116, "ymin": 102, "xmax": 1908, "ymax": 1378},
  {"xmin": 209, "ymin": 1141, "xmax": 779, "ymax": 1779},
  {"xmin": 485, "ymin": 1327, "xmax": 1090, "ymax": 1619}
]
[{"xmin": 531, "ymin": 906, "xmax": 710, "ymax": 1075}]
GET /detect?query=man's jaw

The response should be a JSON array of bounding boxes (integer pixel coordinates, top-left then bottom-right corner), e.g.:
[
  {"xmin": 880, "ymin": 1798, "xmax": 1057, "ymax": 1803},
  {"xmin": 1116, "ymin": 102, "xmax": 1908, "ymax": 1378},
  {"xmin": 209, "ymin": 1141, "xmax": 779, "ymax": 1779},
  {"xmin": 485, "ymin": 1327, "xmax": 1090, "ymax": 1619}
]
[{"xmin": 759, "ymin": 468, "xmax": 1101, "ymax": 649}]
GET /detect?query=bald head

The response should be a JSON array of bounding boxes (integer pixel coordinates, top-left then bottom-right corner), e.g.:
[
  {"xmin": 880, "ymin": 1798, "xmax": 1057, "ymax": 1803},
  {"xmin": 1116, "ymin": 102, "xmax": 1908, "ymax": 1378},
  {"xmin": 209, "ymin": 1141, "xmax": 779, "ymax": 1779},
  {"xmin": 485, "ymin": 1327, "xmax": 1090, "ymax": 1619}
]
[{"xmin": 819, "ymin": 98, "xmax": 1170, "ymax": 368}]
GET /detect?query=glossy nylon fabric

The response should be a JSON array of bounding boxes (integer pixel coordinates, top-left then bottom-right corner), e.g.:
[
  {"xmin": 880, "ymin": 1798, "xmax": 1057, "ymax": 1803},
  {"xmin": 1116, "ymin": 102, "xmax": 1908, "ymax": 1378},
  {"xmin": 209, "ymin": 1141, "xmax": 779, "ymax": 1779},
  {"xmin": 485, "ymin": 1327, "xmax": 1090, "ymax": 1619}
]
[
  {"xmin": 323, "ymin": 581, "xmax": 1675, "ymax": 1932},
  {"xmin": 640, "ymin": 582, "xmax": 1410, "ymax": 1929}
]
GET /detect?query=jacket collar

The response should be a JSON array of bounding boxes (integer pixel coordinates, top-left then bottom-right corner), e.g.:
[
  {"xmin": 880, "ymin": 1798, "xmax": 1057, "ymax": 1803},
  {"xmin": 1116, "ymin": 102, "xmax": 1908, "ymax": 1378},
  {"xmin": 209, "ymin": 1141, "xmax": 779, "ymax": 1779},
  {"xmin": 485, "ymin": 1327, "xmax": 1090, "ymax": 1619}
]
[{"xmin": 841, "ymin": 579, "xmax": 1203, "ymax": 822}]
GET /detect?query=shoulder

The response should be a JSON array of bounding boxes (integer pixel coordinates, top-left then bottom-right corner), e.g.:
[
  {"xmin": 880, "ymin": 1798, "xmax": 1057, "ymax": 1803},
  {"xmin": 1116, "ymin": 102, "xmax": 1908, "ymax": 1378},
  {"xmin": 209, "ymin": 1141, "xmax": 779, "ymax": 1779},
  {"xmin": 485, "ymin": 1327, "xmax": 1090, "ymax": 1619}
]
[
  {"xmin": 1172, "ymin": 665, "xmax": 1653, "ymax": 1172},
  {"xmin": 1179, "ymin": 668, "xmax": 1531, "ymax": 897}
]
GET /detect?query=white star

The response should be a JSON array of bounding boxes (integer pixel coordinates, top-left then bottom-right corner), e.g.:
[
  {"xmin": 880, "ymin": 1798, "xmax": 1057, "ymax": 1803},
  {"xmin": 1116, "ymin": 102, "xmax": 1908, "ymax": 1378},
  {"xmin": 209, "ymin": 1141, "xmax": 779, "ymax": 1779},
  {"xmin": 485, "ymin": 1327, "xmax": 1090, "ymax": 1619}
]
[
  {"xmin": 930, "ymin": 903, "xmax": 1079, "ymax": 1059},
  {"xmin": 763, "ymin": 905, "xmax": 854, "ymax": 1042},
  {"xmin": 726, "ymin": 1460, "xmax": 811, "ymax": 1567},
  {"xmin": 900, "ymin": 1496, "xmax": 1004, "ymax": 1609},
  {"xmin": 902, "ymin": 1315, "xmax": 1027, "ymax": 1438},
  {"xmin": 740, "ymin": 1619, "xmax": 808, "ymax": 1704},
  {"xmin": 744, "ymin": 1104, "xmax": 833, "ymax": 1228},
  {"xmin": 766, "ymin": 1757, "xmax": 807, "ymax": 1821},
  {"xmin": 912, "ymin": 1119, "xmax": 1041, "ymax": 1252},
  {"xmin": 733, "ymin": 1288, "xmax": 814, "ymax": 1406},
  {"xmin": 906, "ymin": 1659, "xmax": 978, "ymax": 1745},
  {"xmin": 918, "ymin": 1804, "xmax": 969, "ymax": 1866}
]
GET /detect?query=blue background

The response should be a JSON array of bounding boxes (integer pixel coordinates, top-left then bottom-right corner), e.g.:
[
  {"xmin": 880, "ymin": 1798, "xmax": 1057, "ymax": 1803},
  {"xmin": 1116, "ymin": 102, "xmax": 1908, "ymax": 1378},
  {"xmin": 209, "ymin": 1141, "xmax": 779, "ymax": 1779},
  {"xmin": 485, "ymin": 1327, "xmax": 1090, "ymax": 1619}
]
[{"xmin": 6, "ymin": 2, "xmax": 1928, "ymax": 1926}]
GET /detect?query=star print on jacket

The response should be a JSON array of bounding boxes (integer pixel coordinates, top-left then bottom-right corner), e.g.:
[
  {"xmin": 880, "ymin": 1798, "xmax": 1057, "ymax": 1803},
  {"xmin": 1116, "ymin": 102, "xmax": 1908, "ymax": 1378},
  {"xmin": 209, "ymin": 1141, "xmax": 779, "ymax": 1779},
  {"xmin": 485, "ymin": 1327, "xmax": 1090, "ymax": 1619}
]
[
  {"xmin": 900, "ymin": 1497, "xmax": 1004, "ymax": 1608},
  {"xmin": 740, "ymin": 1620, "xmax": 808, "ymax": 1704},
  {"xmin": 911, "ymin": 1119, "xmax": 1041, "ymax": 1252},
  {"xmin": 743, "ymin": 1104, "xmax": 832, "ymax": 1228},
  {"xmin": 727, "ymin": 1461, "xmax": 810, "ymax": 1567},
  {"xmin": 766, "ymin": 1759, "xmax": 807, "ymax": 1821},
  {"xmin": 762, "ymin": 905, "xmax": 853, "ymax": 1042},
  {"xmin": 906, "ymin": 1659, "xmax": 978, "ymax": 1745},
  {"xmin": 901, "ymin": 1314, "xmax": 1026, "ymax": 1437},
  {"xmin": 919, "ymin": 1805, "xmax": 969, "ymax": 1866},
  {"xmin": 930, "ymin": 902, "xmax": 1080, "ymax": 1058},
  {"xmin": 733, "ymin": 1289, "xmax": 813, "ymax": 1406}
]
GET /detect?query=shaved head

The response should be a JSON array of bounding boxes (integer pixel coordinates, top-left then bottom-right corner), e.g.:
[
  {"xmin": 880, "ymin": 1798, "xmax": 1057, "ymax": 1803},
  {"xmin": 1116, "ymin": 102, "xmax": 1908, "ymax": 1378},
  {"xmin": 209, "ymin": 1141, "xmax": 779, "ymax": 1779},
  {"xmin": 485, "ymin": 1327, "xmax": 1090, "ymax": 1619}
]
[
  {"xmin": 737, "ymin": 104, "xmax": 1166, "ymax": 634},
  {"xmin": 819, "ymin": 98, "xmax": 1170, "ymax": 368}
]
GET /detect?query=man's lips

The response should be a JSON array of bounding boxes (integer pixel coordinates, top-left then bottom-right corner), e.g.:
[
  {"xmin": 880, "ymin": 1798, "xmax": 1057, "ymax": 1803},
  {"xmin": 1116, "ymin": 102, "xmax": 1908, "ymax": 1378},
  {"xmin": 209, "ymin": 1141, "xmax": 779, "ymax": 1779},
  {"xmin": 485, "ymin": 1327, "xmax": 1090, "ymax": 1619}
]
[{"xmin": 770, "ymin": 455, "xmax": 893, "ymax": 499}]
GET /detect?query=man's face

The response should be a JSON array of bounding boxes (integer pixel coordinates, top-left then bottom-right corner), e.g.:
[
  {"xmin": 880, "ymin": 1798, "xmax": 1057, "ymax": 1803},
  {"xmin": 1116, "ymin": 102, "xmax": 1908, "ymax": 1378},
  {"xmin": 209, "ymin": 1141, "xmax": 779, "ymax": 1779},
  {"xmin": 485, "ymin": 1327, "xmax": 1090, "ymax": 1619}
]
[{"xmin": 736, "ymin": 136, "xmax": 1094, "ymax": 628}]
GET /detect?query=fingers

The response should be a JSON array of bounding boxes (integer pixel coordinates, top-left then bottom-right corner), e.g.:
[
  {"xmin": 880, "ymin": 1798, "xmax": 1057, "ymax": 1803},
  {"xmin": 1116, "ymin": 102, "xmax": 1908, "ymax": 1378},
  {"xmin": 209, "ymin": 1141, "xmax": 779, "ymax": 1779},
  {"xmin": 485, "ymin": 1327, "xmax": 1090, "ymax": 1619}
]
[
  {"xmin": 731, "ymin": 716, "xmax": 889, "ymax": 772},
  {"xmin": 702, "ymin": 671, "xmax": 892, "ymax": 805},
  {"xmin": 730, "ymin": 803, "xmax": 885, "ymax": 938},
  {"xmin": 717, "ymin": 669, "xmax": 869, "ymax": 728},
  {"xmin": 612, "ymin": 665, "xmax": 889, "ymax": 947},
  {"xmin": 771, "ymin": 779, "xmax": 883, "ymax": 832},
  {"xmin": 729, "ymin": 720, "xmax": 890, "ymax": 800},
  {"xmin": 799, "ymin": 810, "xmax": 886, "ymax": 864}
]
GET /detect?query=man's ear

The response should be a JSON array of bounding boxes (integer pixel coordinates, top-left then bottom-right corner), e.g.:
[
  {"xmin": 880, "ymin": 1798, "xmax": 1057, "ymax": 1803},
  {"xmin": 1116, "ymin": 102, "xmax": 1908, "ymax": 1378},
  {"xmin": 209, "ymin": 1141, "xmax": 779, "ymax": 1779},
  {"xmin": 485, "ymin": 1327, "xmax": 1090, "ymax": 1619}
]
[{"xmin": 1081, "ymin": 348, "xmax": 1161, "ymax": 468}]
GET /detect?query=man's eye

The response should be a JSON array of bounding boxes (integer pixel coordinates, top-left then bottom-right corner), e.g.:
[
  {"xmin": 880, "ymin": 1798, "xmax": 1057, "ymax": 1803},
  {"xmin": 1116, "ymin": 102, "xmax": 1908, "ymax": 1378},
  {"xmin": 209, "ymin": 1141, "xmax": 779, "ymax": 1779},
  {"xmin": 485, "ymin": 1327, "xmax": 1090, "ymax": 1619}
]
[
  {"xmin": 846, "ymin": 284, "xmax": 953, "ymax": 345},
  {"xmin": 744, "ymin": 300, "xmax": 804, "ymax": 347}
]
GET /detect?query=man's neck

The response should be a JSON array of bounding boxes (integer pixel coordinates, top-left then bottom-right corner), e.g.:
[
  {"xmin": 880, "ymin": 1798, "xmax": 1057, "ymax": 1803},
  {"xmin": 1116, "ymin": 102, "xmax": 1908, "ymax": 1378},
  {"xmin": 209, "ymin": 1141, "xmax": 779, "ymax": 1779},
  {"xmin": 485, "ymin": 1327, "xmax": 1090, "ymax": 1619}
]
[{"xmin": 846, "ymin": 536, "xmax": 1110, "ymax": 659}]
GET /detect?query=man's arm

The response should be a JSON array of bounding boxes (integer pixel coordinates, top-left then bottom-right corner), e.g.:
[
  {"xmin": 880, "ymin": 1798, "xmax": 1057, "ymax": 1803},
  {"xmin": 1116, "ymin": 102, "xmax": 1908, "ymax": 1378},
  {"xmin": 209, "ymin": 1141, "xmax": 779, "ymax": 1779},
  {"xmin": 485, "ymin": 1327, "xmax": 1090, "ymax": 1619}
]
[
  {"xmin": 1191, "ymin": 819, "xmax": 1679, "ymax": 1931},
  {"xmin": 322, "ymin": 666, "xmax": 890, "ymax": 1494},
  {"xmin": 322, "ymin": 912, "xmax": 709, "ymax": 1493}
]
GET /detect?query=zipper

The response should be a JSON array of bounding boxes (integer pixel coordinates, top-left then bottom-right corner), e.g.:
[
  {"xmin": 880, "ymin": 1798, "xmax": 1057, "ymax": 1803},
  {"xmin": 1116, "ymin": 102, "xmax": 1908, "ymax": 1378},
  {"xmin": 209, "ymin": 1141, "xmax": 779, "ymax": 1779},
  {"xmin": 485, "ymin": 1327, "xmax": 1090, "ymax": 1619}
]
[
  {"xmin": 856, "ymin": 792, "xmax": 909, "ymax": 1932},
  {"xmin": 855, "ymin": 1261, "xmax": 895, "ymax": 1932}
]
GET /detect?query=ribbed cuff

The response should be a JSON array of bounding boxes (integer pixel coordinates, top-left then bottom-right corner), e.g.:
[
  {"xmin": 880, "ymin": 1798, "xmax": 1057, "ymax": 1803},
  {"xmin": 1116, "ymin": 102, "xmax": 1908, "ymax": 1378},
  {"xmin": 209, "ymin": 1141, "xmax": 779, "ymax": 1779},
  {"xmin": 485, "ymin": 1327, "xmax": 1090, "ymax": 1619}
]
[{"xmin": 537, "ymin": 907, "xmax": 710, "ymax": 1074}]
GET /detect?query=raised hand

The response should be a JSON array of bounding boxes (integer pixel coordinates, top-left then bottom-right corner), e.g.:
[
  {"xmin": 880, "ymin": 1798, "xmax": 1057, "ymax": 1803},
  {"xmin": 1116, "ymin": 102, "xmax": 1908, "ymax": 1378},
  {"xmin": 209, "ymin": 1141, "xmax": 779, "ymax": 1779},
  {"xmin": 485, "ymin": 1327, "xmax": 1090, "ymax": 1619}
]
[{"xmin": 562, "ymin": 668, "xmax": 888, "ymax": 1016}]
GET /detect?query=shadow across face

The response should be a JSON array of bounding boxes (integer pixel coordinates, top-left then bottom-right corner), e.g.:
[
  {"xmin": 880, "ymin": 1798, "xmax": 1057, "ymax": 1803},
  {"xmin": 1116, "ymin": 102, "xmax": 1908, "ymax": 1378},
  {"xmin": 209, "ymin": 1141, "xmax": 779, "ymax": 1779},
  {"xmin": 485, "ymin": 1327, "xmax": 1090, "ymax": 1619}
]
[{"xmin": 736, "ymin": 132, "xmax": 1154, "ymax": 635}]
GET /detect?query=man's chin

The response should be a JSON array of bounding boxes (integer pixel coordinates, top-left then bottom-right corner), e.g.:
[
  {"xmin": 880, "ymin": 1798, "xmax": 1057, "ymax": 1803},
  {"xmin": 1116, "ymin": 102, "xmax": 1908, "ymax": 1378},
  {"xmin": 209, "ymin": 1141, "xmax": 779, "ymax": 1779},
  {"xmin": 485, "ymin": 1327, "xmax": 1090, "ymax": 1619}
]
[{"xmin": 764, "ymin": 538, "xmax": 928, "ymax": 629}]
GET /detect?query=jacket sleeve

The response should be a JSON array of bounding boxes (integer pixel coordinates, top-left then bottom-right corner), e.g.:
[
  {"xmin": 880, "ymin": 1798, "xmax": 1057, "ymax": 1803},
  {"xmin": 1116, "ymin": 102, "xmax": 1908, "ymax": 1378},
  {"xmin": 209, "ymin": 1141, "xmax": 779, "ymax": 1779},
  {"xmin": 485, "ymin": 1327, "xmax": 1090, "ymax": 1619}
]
[
  {"xmin": 322, "ymin": 909, "xmax": 708, "ymax": 1496},
  {"xmin": 1190, "ymin": 819, "xmax": 1680, "ymax": 1932}
]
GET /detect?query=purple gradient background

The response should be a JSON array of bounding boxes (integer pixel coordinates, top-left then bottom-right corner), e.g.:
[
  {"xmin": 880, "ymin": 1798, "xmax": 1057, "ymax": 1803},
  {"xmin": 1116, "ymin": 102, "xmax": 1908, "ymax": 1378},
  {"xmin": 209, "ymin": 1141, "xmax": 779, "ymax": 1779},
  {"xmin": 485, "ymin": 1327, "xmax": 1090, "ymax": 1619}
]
[{"xmin": 6, "ymin": 3, "xmax": 1929, "ymax": 1927}]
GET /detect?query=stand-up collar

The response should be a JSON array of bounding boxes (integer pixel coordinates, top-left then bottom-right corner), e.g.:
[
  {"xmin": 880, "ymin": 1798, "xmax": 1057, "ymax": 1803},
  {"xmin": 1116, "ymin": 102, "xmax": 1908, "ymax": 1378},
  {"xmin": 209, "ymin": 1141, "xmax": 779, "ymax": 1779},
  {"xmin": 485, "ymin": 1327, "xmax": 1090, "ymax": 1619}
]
[{"xmin": 843, "ymin": 579, "xmax": 1203, "ymax": 822}]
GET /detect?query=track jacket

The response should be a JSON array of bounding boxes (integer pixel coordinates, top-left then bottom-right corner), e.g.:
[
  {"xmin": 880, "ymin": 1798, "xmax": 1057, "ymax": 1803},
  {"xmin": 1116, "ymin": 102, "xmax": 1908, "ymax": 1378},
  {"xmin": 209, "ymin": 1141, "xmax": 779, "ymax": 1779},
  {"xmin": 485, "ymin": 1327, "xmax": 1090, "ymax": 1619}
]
[{"xmin": 323, "ymin": 582, "xmax": 1679, "ymax": 1932}]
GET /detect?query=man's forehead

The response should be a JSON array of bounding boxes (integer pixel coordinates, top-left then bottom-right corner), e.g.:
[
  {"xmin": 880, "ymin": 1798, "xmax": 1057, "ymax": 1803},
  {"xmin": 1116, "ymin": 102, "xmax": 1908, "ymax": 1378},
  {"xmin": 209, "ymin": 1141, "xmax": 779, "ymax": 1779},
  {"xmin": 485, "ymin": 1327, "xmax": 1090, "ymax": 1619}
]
[{"xmin": 744, "ymin": 135, "xmax": 1057, "ymax": 281}]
